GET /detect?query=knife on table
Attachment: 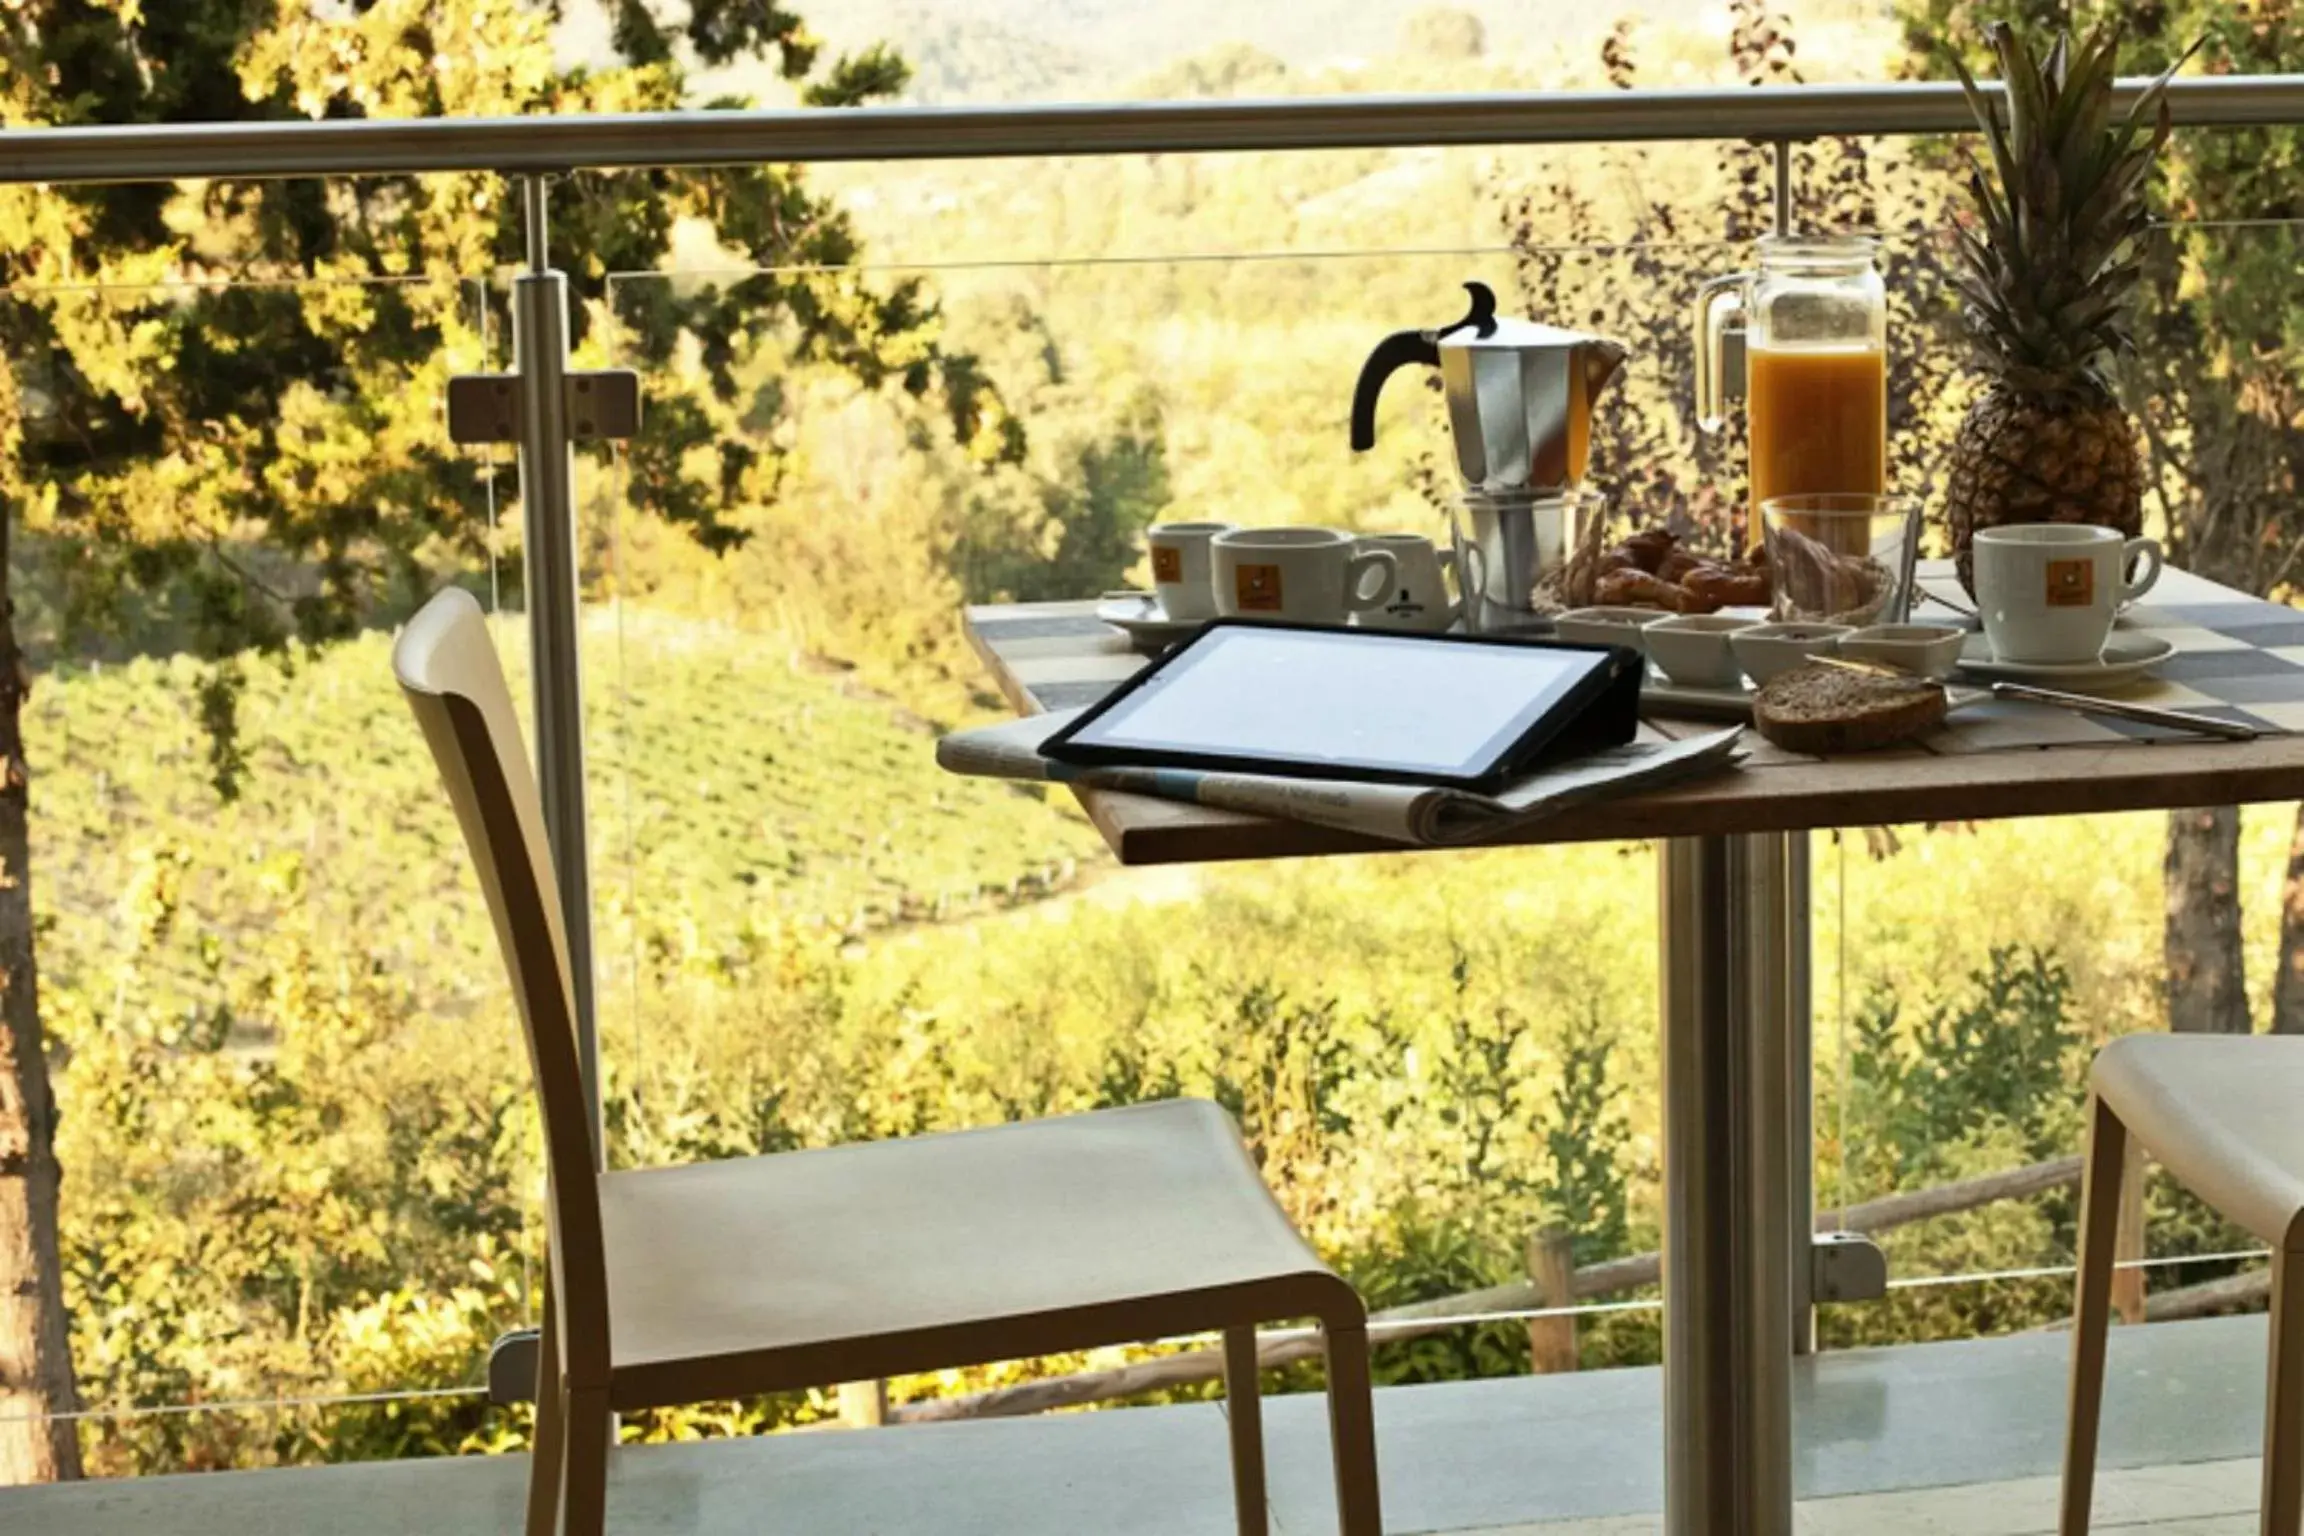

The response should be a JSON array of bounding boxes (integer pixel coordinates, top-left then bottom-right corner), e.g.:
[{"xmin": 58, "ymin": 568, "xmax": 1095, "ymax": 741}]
[
  {"xmin": 1985, "ymin": 680, "xmax": 2261, "ymax": 742},
  {"xmin": 1813, "ymin": 655, "xmax": 2259, "ymax": 743}
]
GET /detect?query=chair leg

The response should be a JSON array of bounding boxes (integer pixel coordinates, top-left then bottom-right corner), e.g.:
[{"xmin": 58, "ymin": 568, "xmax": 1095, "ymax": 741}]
[
  {"xmin": 526, "ymin": 1289, "xmax": 565, "ymax": 1536},
  {"xmin": 1321, "ymin": 1323, "xmax": 1383, "ymax": 1536},
  {"xmin": 1223, "ymin": 1326, "xmax": 1270, "ymax": 1536},
  {"xmin": 557, "ymin": 1386, "xmax": 613, "ymax": 1536},
  {"xmin": 2060, "ymin": 1093, "xmax": 2128, "ymax": 1536},
  {"xmin": 2263, "ymin": 1248, "xmax": 2304, "ymax": 1536}
]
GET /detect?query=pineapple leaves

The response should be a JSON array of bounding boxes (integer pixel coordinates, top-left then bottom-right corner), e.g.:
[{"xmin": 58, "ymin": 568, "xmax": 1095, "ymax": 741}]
[
  {"xmin": 1946, "ymin": 20, "xmax": 2195, "ymax": 386},
  {"xmin": 2051, "ymin": 31, "xmax": 2117, "ymax": 193},
  {"xmin": 1990, "ymin": 24, "xmax": 2044, "ymax": 190},
  {"xmin": 1948, "ymin": 48, "xmax": 2024, "ymax": 266}
]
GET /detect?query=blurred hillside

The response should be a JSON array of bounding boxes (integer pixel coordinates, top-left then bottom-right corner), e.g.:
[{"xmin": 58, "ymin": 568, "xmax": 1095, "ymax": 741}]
[{"xmin": 562, "ymin": 0, "xmax": 1902, "ymax": 106}]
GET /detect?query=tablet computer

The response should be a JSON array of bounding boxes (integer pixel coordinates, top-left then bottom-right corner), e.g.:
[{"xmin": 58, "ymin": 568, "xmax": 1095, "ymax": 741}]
[{"xmin": 1040, "ymin": 620, "xmax": 1640, "ymax": 791}]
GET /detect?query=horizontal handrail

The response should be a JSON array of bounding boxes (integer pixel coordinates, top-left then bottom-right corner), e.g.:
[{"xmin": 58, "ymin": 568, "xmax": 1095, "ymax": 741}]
[{"xmin": 2, "ymin": 76, "xmax": 2302, "ymax": 186}]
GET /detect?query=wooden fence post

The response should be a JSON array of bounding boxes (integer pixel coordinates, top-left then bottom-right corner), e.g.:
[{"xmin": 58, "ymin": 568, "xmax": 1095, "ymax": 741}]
[
  {"xmin": 1525, "ymin": 1228, "xmax": 1579, "ymax": 1374},
  {"xmin": 2111, "ymin": 1141, "xmax": 2148, "ymax": 1325},
  {"xmin": 839, "ymin": 1379, "xmax": 890, "ymax": 1427}
]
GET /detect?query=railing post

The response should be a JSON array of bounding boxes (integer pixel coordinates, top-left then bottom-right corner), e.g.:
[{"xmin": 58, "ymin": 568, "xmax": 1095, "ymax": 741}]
[
  {"xmin": 838, "ymin": 1380, "xmax": 891, "ymax": 1427},
  {"xmin": 1524, "ymin": 1229, "xmax": 1579, "ymax": 1373},
  {"xmin": 510, "ymin": 172, "xmax": 603, "ymax": 1159},
  {"xmin": 1765, "ymin": 136, "xmax": 1822, "ymax": 1360}
]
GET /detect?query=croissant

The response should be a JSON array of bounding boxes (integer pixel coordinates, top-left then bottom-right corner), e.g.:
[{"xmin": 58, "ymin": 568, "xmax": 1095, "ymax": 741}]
[
  {"xmin": 1596, "ymin": 567, "xmax": 1689, "ymax": 612},
  {"xmin": 1681, "ymin": 562, "xmax": 1771, "ymax": 609},
  {"xmin": 1619, "ymin": 528, "xmax": 1679, "ymax": 574}
]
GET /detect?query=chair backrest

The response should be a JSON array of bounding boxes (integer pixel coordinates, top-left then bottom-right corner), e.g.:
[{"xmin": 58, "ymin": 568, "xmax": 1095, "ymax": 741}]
[{"xmin": 392, "ymin": 587, "xmax": 610, "ymax": 1387}]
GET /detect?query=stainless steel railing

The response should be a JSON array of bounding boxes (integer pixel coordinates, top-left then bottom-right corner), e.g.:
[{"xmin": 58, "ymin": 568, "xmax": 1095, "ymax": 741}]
[{"xmin": 3, "ymin": 76, "xmax": 2303, "ymax": 184}]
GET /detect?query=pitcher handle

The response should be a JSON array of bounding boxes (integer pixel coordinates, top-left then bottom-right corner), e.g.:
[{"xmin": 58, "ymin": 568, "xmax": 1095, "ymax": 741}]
[{"xmin": 1694, "ymin": 271, "xmax": 1750, "ymax": 435}]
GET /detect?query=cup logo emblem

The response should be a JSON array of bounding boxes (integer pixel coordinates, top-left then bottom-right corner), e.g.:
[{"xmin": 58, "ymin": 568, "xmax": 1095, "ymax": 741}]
[
  {"xmin": 1235, "ymin": 564, "xmax": 1284, "ymax": 612},
  {"xmin": 2044, "ymin": 558, "xmax": 2095, "ymax": 609},
  {"xmin": 1151, "ymin": 546, "xmax": 1182, "ymax": 583}
]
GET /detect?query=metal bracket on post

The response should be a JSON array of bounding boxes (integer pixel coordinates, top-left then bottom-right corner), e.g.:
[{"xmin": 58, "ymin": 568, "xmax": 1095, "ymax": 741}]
[
  {"xmin": 1811, "ymin": 1231, "xmax": 1889, "ymax": 1305},
  {"xmin": 447, "ymin": 369, "xmax": 642, "ymax": 446},
  {"xmin": 487, "ymin": 1327, "xmax": 542, "ymax": 1406}
]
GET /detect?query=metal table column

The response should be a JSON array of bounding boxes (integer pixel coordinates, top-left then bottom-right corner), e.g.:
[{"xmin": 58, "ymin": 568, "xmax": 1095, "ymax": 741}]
[{"xmin": 1660, "ymin": 833, "xmax": 1798, "ymax": 1536}]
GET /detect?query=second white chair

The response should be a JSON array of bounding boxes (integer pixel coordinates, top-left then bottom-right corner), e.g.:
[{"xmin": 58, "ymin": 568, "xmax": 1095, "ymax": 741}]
[{"xmin": 2061, "ymin": 1034, "xmax": 2304, "ymax": 1535}]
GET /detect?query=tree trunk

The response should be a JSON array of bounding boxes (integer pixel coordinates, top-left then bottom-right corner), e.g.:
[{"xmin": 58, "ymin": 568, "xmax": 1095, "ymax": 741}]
[
  {"xmin": 0, "ymin": 504, "xmax": 81, "ymax": 1483},
  {"xmin": 2164, "ymin": 806, "xmax": 2249, "ymax": 1036},
  {"xmin": 2274, "ymin": 806, "xmax": 2304, "ymax": 1035}
]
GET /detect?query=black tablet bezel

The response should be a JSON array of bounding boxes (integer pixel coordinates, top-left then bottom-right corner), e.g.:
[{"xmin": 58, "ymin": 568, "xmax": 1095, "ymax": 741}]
[{"xmin": 1039, "ymin": 619, "xmax": 1637, "ymax": 791}]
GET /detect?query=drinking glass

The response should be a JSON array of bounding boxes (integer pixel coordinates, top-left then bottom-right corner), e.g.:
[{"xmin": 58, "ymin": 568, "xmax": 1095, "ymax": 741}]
[
  {"xmin": 1760, "ymin": 493, "xmax": 1921, "ymax": 625},
  {"xmin": 1449, "ymin": 487, "xmax": 1611, "ymax": 635}
]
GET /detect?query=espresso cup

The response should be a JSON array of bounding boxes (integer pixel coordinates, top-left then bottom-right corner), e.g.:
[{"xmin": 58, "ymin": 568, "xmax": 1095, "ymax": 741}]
[
  {"xmin": 1146, "ymin": 521, "xmax": 1234, "ymax": 622},
  {"xmin": 1352, "ymin": 533, "xmax": 1459, "ymax": 633},
  {"xmin": 1213, "ymin": 528, "xmax": 1398, "ymax": 625},
  {"xmin": 1974, "ymin": 524, "xmax": 2164, "ymax": 664}
]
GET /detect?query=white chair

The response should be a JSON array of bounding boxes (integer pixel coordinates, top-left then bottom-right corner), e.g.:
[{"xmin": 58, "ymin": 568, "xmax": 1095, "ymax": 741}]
[
  {"xmin": 2061, "ymin": 1034, "xmax": 2304, "ymax": 1535},
  {"xmin": 392, "ymin": 586, "xmax": 1384, "ymax": 1535}
]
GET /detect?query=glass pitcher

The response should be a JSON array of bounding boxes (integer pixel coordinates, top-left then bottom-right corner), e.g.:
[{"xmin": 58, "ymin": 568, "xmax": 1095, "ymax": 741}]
[{"xmin": 1695, "ymin": 236, "xmax": 1887, "ymax": 550}]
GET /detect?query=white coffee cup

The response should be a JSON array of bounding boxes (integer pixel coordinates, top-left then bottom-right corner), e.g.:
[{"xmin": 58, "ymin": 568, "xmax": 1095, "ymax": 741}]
[
  {"xmin": 1974, "ymin": 524, "xmax": 2164, "ymax": 665},
  {"xmin": 1213, "ymin": 528, "xmax": 1398, "ymax": 625},
  {"xmin": 1352, "ymin": 533, "xmax": 1460, "ymax": 633},
  {"xmin": 1146, "ymin": 521, "xmax": 1234, "ymax": 622}
]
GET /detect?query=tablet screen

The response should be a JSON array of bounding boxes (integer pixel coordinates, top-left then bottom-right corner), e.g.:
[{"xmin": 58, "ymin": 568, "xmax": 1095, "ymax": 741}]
[{"xmin": 1056, "ymin": 626, "xmax": 1612, "ymax": 781}]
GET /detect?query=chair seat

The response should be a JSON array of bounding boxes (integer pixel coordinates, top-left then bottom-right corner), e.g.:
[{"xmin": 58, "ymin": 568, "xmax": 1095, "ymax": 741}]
[
  {"xmin": 593, "ymin": 1098, "xmax": 1355, "ymax": 1407},
  {"xmin": 2094, "ymin": 1034, "xmax": 2304, "ymax": 1247}
]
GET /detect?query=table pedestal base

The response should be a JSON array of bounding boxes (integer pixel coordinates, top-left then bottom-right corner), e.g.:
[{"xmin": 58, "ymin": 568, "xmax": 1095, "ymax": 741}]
[{"xmin": 1661, "ymin": 833, "xmax": 1799, "ymax": 1536}]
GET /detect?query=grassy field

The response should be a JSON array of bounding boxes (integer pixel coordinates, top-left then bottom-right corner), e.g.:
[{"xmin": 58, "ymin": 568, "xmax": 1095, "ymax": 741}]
[{"xmin": 35, "ymin": 607, "xmax": 1101, "ymax": 1023}]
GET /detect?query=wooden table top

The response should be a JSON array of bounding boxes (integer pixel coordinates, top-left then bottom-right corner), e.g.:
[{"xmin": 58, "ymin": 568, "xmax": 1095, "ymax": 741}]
[{"xmin": 962, "ymin": 562, "xmax": 2304, "ymax": 866}]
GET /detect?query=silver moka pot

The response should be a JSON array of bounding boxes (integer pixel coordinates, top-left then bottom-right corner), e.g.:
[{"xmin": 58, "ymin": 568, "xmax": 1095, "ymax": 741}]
[
  {"xmin": 1349, "ymin": 280, "xmax": 1626, "ymax": 494},
  {"xmin": 1349, "ymin": 282, "xmax": 1628, "ymax": 631}
]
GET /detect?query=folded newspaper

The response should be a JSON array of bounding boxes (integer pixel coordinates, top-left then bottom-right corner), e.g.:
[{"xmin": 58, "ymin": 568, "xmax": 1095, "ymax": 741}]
[{"xmin": 937, "ymin": 710, "xmax": 1745, "ymax": 847}]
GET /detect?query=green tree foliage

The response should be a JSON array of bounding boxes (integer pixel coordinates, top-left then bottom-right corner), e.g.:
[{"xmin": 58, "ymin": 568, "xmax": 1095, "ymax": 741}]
[
  {"xmin": 0, "ymin": 0, "xmax": 1007, "ymax": 786},
  {"xmin": 1845, "ymin": 947, "xmax": 2083, "ymax": 1187},
  {"xmin": 954, "ymin": 392, "xmax": 1173, "ymax": 605}
]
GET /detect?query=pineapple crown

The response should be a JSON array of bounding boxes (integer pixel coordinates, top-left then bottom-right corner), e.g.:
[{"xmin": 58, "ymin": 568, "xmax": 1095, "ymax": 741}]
[{"xmin": 1946, "ymin": 23, "xmax": 2192, "ymax": 397}]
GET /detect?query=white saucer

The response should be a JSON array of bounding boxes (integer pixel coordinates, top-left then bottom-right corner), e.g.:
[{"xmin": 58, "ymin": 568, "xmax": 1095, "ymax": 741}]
[
  {"xmin": 1641, "ymin": 674, "xmax": 1757, "ymax": 721},
  {"xmin": 1096, "ymin": 591, "xmax": 1207, "ymax": 654},
  {"xmin": 1955, "ymin": 631, "xmax": 2176, "ymax": 692}
]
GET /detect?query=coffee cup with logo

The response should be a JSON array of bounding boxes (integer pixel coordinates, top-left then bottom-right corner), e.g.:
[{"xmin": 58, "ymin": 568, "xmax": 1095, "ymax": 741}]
[
  {"xmin": 1146, "ymin": 521, "xmax": 1234, "ymax": 622},
  {"xmin": 1974, "ymin": 524, "xmax": 2163, "ymax": 664},
  {"xmin": 1213, "ymin": 528, "xmax": 1398, "ymax": 625},
  {"xmin": 1352, "ymin": 533, "xmax": 1460, "ymax": 633}
]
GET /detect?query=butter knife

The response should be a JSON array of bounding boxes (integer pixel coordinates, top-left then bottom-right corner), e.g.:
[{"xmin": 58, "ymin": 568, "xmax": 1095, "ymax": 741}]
[{"xmin": 1988, "ymin": 680, "xmax": 2260, "ymax": 742}]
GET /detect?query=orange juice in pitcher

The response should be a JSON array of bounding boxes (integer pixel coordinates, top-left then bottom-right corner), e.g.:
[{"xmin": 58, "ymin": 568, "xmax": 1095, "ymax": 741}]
[
  {"xmin": 1748, "ymin": 343, "xmax": 1886, "ymax": 514},
  {"xmin": 1696, "ymin": 237, "xmax": 1888, "ymax": 551}
]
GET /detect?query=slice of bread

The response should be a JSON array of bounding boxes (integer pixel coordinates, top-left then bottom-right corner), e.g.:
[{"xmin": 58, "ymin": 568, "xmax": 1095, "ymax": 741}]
[{"xmin": 1754, "ymin": 663, "xmax": 1947, "ymax": 754}]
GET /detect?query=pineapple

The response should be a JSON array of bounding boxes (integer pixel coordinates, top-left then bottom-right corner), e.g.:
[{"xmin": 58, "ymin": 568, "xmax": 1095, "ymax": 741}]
[{"xmin": 1941, "ymin": 23, "xmax": 2186, "ymax": 594}]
